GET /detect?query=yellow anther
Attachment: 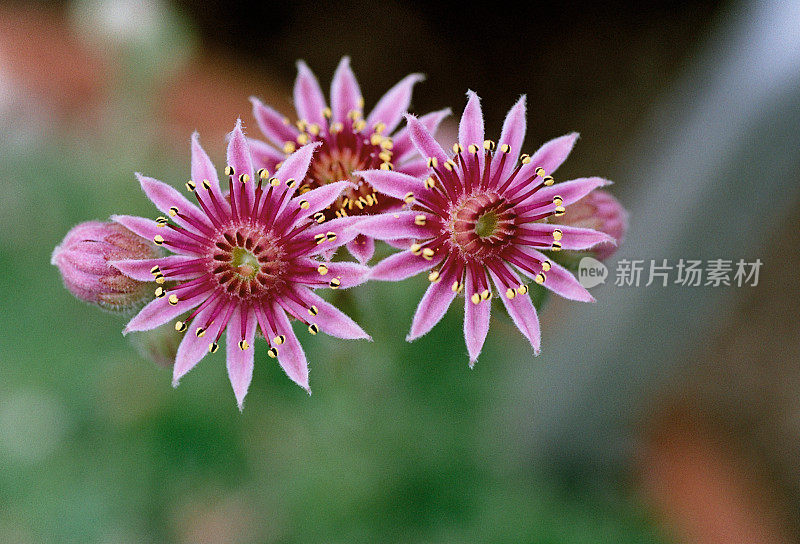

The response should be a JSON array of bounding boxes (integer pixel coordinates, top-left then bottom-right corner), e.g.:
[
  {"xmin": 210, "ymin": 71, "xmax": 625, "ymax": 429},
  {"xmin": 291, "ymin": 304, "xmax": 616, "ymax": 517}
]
[
  {"xmin": 520, "ymin": 154, "xmax": 531, "ymax": 164},
  {"xmin": 224, "ymin": 165, "xmax": 235, "ymax": 176},
  {"xmin": 379, "ymin": 162, "xmax": 393, "ymax": 171},
  {"xmin": 308, "ymin": 323, "xmax": 319, "ymax": 335},
  {"xmin": 154, "ymin": 286, "xmax": 165, "ymax": 298},
  {"xmin": 444, "ymin": 160, "xmax": 456, "ymax": 171},
  {"xmin": 380, "ymin": 139, "xmax": 393, "ymax": 150},
  {"xmin": 325, "ymin": 231, "xmax": 337, "ymax": 241},
  {"xmin": 552, "ymin": 229, "xmax": 563, "ymax": 241},
  {"xmin": 404, "ymin": 191, "xmax": 414, "ymax": 204},
  {"xmin": 313, "ymin": 212, "xmax": 325, "ymax": 223},
  {"xmin": 426, "ymin": 157, "xmax": 438, "ymax": 168},
  {"xmin": 175, "ymin": 321, "xmax": 187, "ymax": 332},
  {"xmin": 156, "ymin": 217, "xmax": 168, "ymax": 226},
  {"xmin": 535, "ymin": 273, "xmax": 546, "ymax": 284},
  {"xmin": 308, "ymin": 305, "xmax": 319, "ymax": 316},
  {"xmin": 239, "ymin": 173, "xmax": 249, "ymax": 184},
  {"xmin": 424, "ymin": 176, "xmax": 436, "ymax": 189},
  {"xmin": 468, "ymin": 144, "xmax": 479, "ymax": 154},
  {"xmin": 269, "ymin": 177, "xmax": 280, "ymax": 187},
  {"xmin": 202, "ymin": 179, "xmax": 211, "ymax": 190},
  {"xmin": 238, "ymin": 339, "xmax": 249, "ymax": 350},
  {"xmin": 543, "ymin": 176, "xmax": 555, "ymax": 186},
  {"xmin": 552, "ymin": 196, "xmax": 563, "ymax": 206},
  {"xmin": 150, "ymin": 265, "xmax": 161, "ymax": 275},
  {"xmin": 308, "ymin": 124, "xmax": 320, "ymax": 136},
  {"xmin": 370, "ymin": 133, "xmax": 383, "ymax": 146},
  {"xmin": 155, "ymin": 275, "xmax": 165, "ymax": 285},
  {"xmin": 364, "ymin": 194, "xmax": 375, "ymax": 206},
  {"xmin": 317, "ymin": 264, "xmax": 328, "ymax": 276},
  {"xmin": 348, "ymin": 109, "xmax": 361, "ymax": 121},
  {"xmin": 273, "ymin": 335, "xmax": 285, "ymax": 345},
  {"xmin": 500, "ymin": 143, "xmax": 511, "ymax": 153},
  {"xmin": 554, "ymin": 206, "xmax": 566, "ymax": 216},
  {"xmin": 471, "ymin": 293, "xmax": 481, "ymax": 305},
  {"xmin": 322, "ymin": 107, "xmax": 332, "ymax": 119},
  {"xmin": 257, "ymin": 168, "xmax": 269, "ymax": 180},
  {"xmin": 195, "ymin": 327, "xmax": 206, "ymax": 338},
  {"xmin": 299, "ymin": 199, "xmax": 310, "ymax": 209},
  {"xmin": 168, "ymin": 294, "xmax": 179, "ymax": 306},
  {"xmin": 296, "ymin": 119, "xmax": 307, "ymax": 131},
  {"xmin": 209, "ymin": 342, "xmax": 219, "ymax": 353},
  {"xmin": 286, "ymin": 178, "xmax": 297, "ymax": 189},
  {"xmin": 185, "ymin": 180, "xmax": 196, "ymax": 192},
  {"xmin": 353, "ymin": 120, "xmax": 367, "ymax": 132},
  {"xmin": 517, "ymin": 284, "xmax": 529, "ymax": 295},
  {"xmin": 541, "ymin": 260, "xmax": 552, "ymax": 272},
  {"xmin": 421, "ymin": 248, "xmax": 435, "ymax": 260},
  {"xmin": 357, "ymin": 97, "xmax": 365, "ymax": 109},
  {"xmin": 410, "ymin": 243, "xmax": 422, "ymax": 255},
  {"xmin": 283, "ymin": 141, "xmax": 296, "ymax": 154},
  {"xmin": 267, "ymin": 347, "xmax": 278, "ymax": 358},
  {"xmin": 330, "ymin": 122, "xmax": 344, "ymax": 133},
  {"xmin": 297, "ymin": 133, "xmax": 309, "ymax": 145},
  {"xmin": 169, "ymin": 206, "xmax": 178, "ymax": 216},
  {"xmin": 414, "ymin": 214, "xmax": 427, "ymax": 226},
  {"xmin": 483, "ymin": 140, "xmax": 496, "ymax": 151},
  {"xmin": 373, "ymin": 121, "xmax": 386, "ymax": 134},
  {"xmin": 153, "ymin": 235, "xmax": 164, "ymax": 245},
  {"xmin": 452, "ymin": 143, "xmax": 463, "ymax": 153},
  {"xmin": 506, "ymin": 288, "xmax": 517, "ymax": 299},
  {"xmin": 480, "ymin": 289, "xmax": 490, "ymax": 300},
  {"xmin": 428, "ymin": 270, "xmax": 440, "ymax": 282},
  {"xmin": 551, "ymin": 241, "xmax": 562, "ymax": 251},
  {"xmin": 379, "ymin": 151, "xmax": 393, "ymax": 162},
  {"xmin": 535, "ymin": 167, "xmax": 546, "ymax": 177},
  {"xmin": 452, "ymin": 280, "xmax": 461, "ymax": 293},
  {"xmin": 329, "ymin": 277, "xmax": 341, "ymax": 289},
  {"xmin": 314, "ymin": 233, "xmax": 326, "ymax": 244}
]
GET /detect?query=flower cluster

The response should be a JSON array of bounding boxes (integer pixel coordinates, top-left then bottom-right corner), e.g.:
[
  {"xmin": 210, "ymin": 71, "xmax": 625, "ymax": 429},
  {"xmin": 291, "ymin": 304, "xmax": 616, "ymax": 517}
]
[{"xmin": 53, "ymin": 58, "xmax": 626, "ymax": 408}]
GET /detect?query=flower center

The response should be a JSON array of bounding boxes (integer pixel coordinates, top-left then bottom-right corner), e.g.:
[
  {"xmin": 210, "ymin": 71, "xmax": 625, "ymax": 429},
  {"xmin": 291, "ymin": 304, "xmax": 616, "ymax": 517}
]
[
  {"xmin": 210, "ymin": 225, "xmax": 287, "ymax": 299},
  {"xmin": 299, "ymin": 122, "xmax": 397, "ymax": 219},
  {"xmin": 449, "ymin": 192, "xmax": 516, "ymax": 261}
]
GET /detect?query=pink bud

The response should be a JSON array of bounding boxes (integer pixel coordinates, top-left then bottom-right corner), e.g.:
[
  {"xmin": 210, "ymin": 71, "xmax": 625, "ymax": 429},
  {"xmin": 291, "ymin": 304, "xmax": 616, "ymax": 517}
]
[
  {"xmin": 51, "ymin": 221, "xmax": 160, "ymax": 312},
  {"xmin": 560, "ymin": 190, "xmax": 628, "ymax": 259}
]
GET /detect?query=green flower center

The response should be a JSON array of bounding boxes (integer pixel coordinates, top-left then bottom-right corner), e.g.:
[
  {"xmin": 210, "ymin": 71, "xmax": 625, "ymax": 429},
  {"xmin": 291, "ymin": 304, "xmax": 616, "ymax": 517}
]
[
  {"xmin": 231, "ymin": 247, "xmax": 260, "ymax": 279},
  {"xmin": 475, "ymin": 211, "xmax": 499, "ymax": 238}
]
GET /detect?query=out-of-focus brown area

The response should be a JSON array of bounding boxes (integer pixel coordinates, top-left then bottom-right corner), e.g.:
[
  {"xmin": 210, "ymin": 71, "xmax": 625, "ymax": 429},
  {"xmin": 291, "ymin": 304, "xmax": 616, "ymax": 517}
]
[{"xmin": 641, "ymin": 202, "xmax": 800, "ymax": 543}]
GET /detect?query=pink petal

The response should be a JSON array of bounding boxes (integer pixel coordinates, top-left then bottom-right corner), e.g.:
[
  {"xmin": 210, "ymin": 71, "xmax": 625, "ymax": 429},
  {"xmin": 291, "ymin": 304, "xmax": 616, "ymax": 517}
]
[
  {"xmin": 407, "ymin": 266, "xmax": 458, "ymax": 341},
  {"xmin": 354, "ymin": 169, "xmax": 424, "ymax": 201},
  {"xmin": 346, "ymin": 234, "xmax": 375, "ymax": 264},
  {"xmin": 262, "ymin": 301, "xmax": 309, "ymax": 391},
  {"xmin": 395, "ymin": 159, "xmax": 431, "ymax": 179},
  {"xmin": 250, "ymin": 96, "xmax": 299, "ymax": 148},
  {"xmin": 191, "ymin": 132, "xmax": 228, "ymax": 215},
  {"xmin": 353, "ymin": 210, "xmax": 438, "ymax": 240},
  {"xmin": 487, "ymin": 266, "xmax": 541, "ymax": 354},
  {"xmin": 521, "ymin": 177, "xmax": 611, "ymax": 207},
  {"xmin": 109, "ymin": 256, "xmax": 201, "ymax": 282},
  {"xmin": 367, "ymin": 73, "xmax": 424, "ymax": 134},
  {"xmin": 136, "ymin": 174, "xmax": 213, "ymax": 234},
  {"xmin": 497, "ymin": 95, "xmax": 527, "ymax": 180},
  {"xmin": 172, "ymin": 300, "xmax": 232, "ymax": 385},
  {"xmin": 458, "ymin": 90, "xmax": 485, "ymax": 150},
  {"xmin": 294, "ymin": 60, "xmax": 327, "ymax": 127},
  {"xmin": 289, "ymin": 287, "xmax": 371, "ymax": 340},
  {"xmin": 512, "ymin": 247, "xmax": 595, "ymax": 302},
  {"xmin": 111, "ymin": 215, "xmax": 201, "ymax": 256},
  {"xmin": 124, "ymin": 290, "xmax": 207, "ymax": 334},
  {"xmin": 392, "ymin": 108, "xmax": 451, "ymax": 163},
  {"xmin": 226, "ymin": 119, "xmax": 256, "ymax": 207},
  {"xmin": 370, "ymin": 250, "xmax": 440, "ymax": 281},
  {"xmin": 247, "ymin": 138, "xmax": 284, "ymax": 172},
  {"xmin": 404, "ymin": 114, "xmax": 449, "ymax": 167},
  {"xmin": 515, "ymin": 132, "xmax": 579, "ymax": 184},
  {"xmin": 517, "ymin": 224, "xmax": 615, "ymax": 250},
  {"xmin": 330, "ymin": 56, "xmax": 362, "ymax": 123},
  {"xmin": 464, "ymin": 267, "xmax": 491, "ymax": 365},
  {"xmin": 226, "ymin": 305, "xmax": 257, "ymax": 410}
]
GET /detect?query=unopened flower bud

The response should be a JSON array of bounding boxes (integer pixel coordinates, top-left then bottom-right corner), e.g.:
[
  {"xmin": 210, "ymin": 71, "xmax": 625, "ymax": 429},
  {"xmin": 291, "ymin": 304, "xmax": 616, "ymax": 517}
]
[
  {"xmin": 127, "ymin": 321, "xmax": 181, "ymax": 368},
  {"xmin": 51, "ymin": 221, "xmax": 160, "ymax": 312},
  {"xmin": 558, "ymin": 190, "xmax": 628, "ymax": 259}
]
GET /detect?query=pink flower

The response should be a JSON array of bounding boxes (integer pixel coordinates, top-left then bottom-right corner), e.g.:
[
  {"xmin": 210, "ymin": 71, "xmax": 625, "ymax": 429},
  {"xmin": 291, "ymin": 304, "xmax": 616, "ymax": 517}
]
[
  {"xmin": 353, "ymin": 92, "xmax": 616, "ymax": 364},
  {"xmin": 51, "ymin": 221, "xmax": 159, "ymax": 312},
  {"xmin": 248, "ymin": 57, "xmax": 450, "ymax": 263},
  {"xmin": 110, "ymin": 121, "xmax": 370, "ymax": 408},
  {"xmin": 552, "ymin": 189, "xmax": 627, "ymax": 260}
]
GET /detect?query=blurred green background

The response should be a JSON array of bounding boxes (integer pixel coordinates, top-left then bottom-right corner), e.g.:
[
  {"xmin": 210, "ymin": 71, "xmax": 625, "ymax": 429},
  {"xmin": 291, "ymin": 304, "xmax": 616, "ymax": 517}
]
[{"xmin": 3, "ymin": 0, "xmax": 800, "ymax": 542}]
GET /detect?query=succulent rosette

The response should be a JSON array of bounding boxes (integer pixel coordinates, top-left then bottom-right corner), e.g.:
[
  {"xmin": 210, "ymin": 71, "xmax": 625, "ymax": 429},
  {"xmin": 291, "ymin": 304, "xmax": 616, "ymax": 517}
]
[
  {"xmin": 109, "ymin": 121, "xmax": 370, "ymax": 408},
  {"xmin": 248, "ymin": 57, "xmax": 450, "ymax": 262},
  {"xmin": 352, "ymin": 92, "xmax": 616, "ymax": 364}
]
